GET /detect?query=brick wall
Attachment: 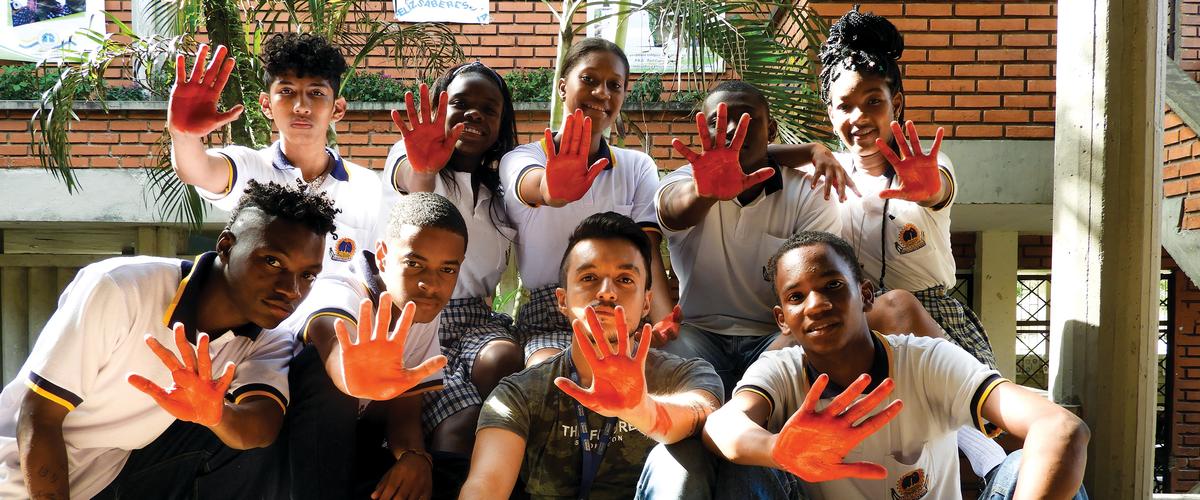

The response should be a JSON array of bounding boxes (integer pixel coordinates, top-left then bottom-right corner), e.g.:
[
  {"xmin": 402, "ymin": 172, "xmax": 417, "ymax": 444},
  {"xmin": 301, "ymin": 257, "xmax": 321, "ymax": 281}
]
[
  {"xmin": 1171, "ymin": 262, "xmax": 1200, "ymax": 492},
  {"xmin": 1164, "ymin": 110, "xmax": 1200, "ymax": 229},
  {"xmin": 1180, "ymin": 0, "xmax": 1200, "ymax": 81}
]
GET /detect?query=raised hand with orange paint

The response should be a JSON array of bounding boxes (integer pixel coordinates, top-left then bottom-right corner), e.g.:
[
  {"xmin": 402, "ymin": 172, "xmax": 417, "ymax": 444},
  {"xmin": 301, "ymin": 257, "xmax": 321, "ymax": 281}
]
[
  {"xmin": 127, "ymin": 323, "xmax": 236, "ymax": 427},
  {"xmin": 672, "ymin": 102, "xmax": 775, "ymax": 201},
  {"xmin": 167, "ymin": 44, "xmax": 244, "ymax": 137},
  {"xmin": 390, "ymin": 83, "xmax": 465, "ymax": 174},
  {"xmin": 876, "ymin": 120, "xmax": 946, "ymax": 203},
  {"xmin": 334, "ymin": 291, "xmax": 448, "ymax": 401},
  {"xmin": 554, "ymin": 305, "xmax": 652, "ymax": 414},
  {"xmin": 541, "ymin": 109, "xmax": 609, "ymax": 205},
  {"xmin": 769, "ymin": 373, "xmax": 903, "ymax": 482},
  {"xmin": 649, "ymin": 304, "xmax": 682, "ymax": 347}
]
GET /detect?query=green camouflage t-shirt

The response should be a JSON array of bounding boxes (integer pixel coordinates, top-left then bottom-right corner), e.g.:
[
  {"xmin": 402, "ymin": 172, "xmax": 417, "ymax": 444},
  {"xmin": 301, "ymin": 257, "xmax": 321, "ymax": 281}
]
[{"xmin": 477, "ymin": 348, "xmax": 723, "ymax": 500}]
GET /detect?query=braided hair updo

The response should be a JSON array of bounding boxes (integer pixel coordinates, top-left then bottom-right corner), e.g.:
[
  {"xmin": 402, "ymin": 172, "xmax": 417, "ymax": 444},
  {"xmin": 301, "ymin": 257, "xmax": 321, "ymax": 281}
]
[{"xmin": 817, "ymin": 7, "xmax": 905, "ymax": 110}]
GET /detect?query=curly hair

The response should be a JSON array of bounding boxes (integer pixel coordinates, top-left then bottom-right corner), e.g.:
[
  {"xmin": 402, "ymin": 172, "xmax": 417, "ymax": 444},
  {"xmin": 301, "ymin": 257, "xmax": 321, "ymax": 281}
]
[
  {"xmin": 766, "ymin": 231, "xmax": 863, "ymax": 291},
  {"xmin": 385, "ymin": 192, "xmax": 469, "ymax": 248},
  {"xmin": 261, "ymin": 32, "xmax": 349, "ymax": 93},
  {"xmin": 817, "ymin": 7, "xmax": 904, "ymax": 110},
  {"xmin": 430, "ymin": 61, "xmax": 518, "ymax": 234},
  {"xmin": 558, "ymin": 212, "xmax": 653, "ymax": 290},
  {"xmin": 226, "ymin": 179, "xmax": 340, "ymax": 236},
  {"xmin": 710, "ymin": 80, "xmax": 771, "ymax": 114}
]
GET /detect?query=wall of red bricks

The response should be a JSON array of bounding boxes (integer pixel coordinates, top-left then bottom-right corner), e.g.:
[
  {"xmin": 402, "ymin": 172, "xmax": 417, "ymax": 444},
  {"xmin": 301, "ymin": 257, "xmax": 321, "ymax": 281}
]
[
  {"xmin": 1164, "ymin": 110, "xmax": 1200, "ymax": 230},
  {"xmin": 1170, "ymin": 256, "xmax": 1200, "ymax": 492},
  {"xmin": 1180, "ymin": 0, "xmax": 1200, "ymax": 81}
]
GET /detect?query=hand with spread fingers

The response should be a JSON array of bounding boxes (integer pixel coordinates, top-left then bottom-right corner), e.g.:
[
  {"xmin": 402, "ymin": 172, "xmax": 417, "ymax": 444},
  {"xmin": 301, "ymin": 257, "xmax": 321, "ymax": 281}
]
[
  {"xmin": 127, "ymin": 324, "xmax": 235, "ymax": 427},
  {"xmin": 770, "ymin": 373, "xmax": 904, "ymax": 482},
  {"xmin": 808, "ymin": 144, "xmax": 859, "ymax": 202},
  {"xmin": 649, "ymin": 304, "xmax": 682, "ymax": 347},
  {"xmin": 876, "ymin": 120, "xmax": 945, "ymax": 203},
  {"xmin": 391, "ymin": 83, "xmax": 465, "ymax": 175},
  {"xmin": 554, "ymin": 306, "xmax": 652, "ymax": 416},
  {"xmin": 168, "ymin": 44, "xmax": 245, "ymax": 137},
  {"xmin": 335, "ymin": 291, "xmax": 448, "ymax": 401},
  {"xmin": 673, "ymin": 102, "xmax": 775, "ymax": 201},
  {"xmin": 543, "ymin": 109, "xmax": 609, "ymax": 204}
]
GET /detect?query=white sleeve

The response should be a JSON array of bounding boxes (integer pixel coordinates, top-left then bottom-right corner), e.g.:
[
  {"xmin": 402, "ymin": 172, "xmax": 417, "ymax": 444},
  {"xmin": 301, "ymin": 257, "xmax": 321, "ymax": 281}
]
[
  {"xmin": 499, "ymin": 142, "xmax": 547, "ymax": 210},
  {"xmin": 383, "ymin": 141, "xmax": 409, "ymax": 194},
  {"xmin": 934, "ymin": 151, "xmax": 957, "ymax": 211},
  {"xmin": 298, "ymin": 274, "xmax": 368, "ymax": 345},
  {"xmin": 795, "ymin": 174, "xmax": 843, "ymax": 235},
  {"xmin": 917, "ymin": 338, "xmax": 1002, "ymax": 434},
  {"xmin": 227, "ymin": 329, "xmax": 294, "ymax": 413},
  {"xmin": 732, "ymin": 348, "xmax": 805, "ymax": 433},
  {"xmin": 195, "ymin": 145, "xmax": 287, "ymax": 211},
  {"xmin": 628, "ymin": 152, "xmax": 662, "ymax": 232},
  {"xmin": 23, "ymin": 266, "xmax": 130, "ymax": 411},
  {"xmin": 654, "ymin": 165, "xmax": 696, "ymax": 235},
  {"xmin": 399, "ymin": 318, "xmax": 445, "ymax": 396}
]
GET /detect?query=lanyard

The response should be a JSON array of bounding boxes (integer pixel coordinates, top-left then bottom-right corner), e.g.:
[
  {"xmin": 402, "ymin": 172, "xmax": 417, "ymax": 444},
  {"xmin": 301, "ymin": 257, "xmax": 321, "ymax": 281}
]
[{"xmin": 569, "ymin": 356, "xmax": 617, "ymax": 500}]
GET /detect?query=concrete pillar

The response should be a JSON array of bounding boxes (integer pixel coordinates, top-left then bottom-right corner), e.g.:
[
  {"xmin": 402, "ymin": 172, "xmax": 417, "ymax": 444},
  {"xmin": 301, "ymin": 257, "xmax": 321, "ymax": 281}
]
[
  {"xmin": 1, "ymin": 267, "xmax": 28, "ymax": 383},
  {"xmin": 157, "ymin": 228, "xmax": 179, "ymax": 258},
  {"xmin": 1051, "ymin": 0, "xmax": 1165, "ymax": 496},
  {"xmin": 136, "ymin": 226, "xmax": 157, "ymax": 255},
  {"xmin": 974, "ymin": 231, "xmax": 1018, "ymax": 380}
]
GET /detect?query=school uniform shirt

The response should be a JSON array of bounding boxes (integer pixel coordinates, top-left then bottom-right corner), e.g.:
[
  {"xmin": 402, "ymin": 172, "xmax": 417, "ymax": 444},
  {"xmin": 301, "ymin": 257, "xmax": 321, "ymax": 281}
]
[
  {"xmin": 383, "ymin": 142, "xmax": 516, "ymax": 300},
  {"xmin": 477, "ymin": 349, "xmax": 723, "ymax": 500},
  {"xmin": 656, "ymin": 164, "xmax": 841, "ymax": 337},
  {"xmin": 734, "ymin": 333, "xmax": 1005, "ymax": 500},
  {"xmin": 835, "ymin": 151, "xmax": 958, "ymax": 292},
  {"xmin": 499, "ymin": 140, "xmax": 661, "ymax": 289},
  {"xmin": 0, "ymin": 252, "xmax": 294, "ymax": 499},
  {"xmin": 296, "ymin": 263, "xmax": 444, "ymax": 397},
  {"xmin": 196, "ymin": 141, "xmax": 385, "ymax": 278}
]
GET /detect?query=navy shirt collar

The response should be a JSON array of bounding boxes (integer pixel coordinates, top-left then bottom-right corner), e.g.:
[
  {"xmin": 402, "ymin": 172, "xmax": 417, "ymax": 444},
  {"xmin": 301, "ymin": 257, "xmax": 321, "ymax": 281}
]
[
  {"xmin": 165, "ymin": 251, "xmax": 263, "ymax": 343},
  {"xmin": 270, "ymin": 140, "xmax": 349, "ymax": 182},
  {"xmin": 803, "ymin": 331, "xmax": 891, "ymax": 398}
]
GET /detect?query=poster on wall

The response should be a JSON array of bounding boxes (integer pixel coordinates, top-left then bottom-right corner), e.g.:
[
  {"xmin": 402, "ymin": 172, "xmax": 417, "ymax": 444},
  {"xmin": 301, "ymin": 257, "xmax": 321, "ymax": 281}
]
[
  {"xmin": 585, "ymin": 2, "xmax": 723, "ymax": 74},
  {"xmin": 0, "ymin": 0, "xmax": 105, "ymax": 62},
  {"xmin": 394, "ymin": 0, "xmax": 488, "ymax": 24}
]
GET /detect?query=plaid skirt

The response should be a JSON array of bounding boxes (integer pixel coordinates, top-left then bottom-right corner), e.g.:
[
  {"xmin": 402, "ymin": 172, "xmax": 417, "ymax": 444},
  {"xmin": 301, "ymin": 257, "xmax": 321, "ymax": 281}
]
[
  {"xmin": 421, "ymin": 297, "xmax": 517, "ymax": 432},
  {"xmin": 514, "ymin": 284, "xmax": 573, "ymax": 359},
  {"xmin": 880, "ymin": 285, "xmax": 998, "ymax": 369}
]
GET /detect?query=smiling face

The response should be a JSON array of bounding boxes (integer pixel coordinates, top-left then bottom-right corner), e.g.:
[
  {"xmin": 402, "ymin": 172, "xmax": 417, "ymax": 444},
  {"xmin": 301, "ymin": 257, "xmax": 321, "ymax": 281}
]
[
  {"xmin": 260, "ymin": 72, "xmax": 347, "ymax": 147},
  {"xmin": 772, "ymin": 243, "xmax": 875, "ymax": 358},
  {"xmin": 826, "ymin": 70, "xmax": 903, "ymax": 159},
  {"xmin": 444, "ymin": 73, "xmax": 504, "ymax": 158},
  {"xmin": 375, "ymin": 225, "xmax": 466, "ymax": 324},
  {"xmin": 558, "ymin": 50, "xmax": 628, "ymax": 133},
  {"xmin": 219, "ymin": 211, "xmax": 326, "ymax": 328},
  {"xmin": 703, "ymin": 90, "xmax": 777, "ymax": 170},
  {"xmin": 556, "ymin": 238, "xmax": 650, "ymax": 343}
]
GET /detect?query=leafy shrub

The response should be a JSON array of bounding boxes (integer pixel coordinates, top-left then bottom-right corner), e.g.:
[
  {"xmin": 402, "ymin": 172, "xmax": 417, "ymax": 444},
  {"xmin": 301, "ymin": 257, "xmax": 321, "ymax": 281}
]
[
  {"xmin": 341, "ymin": 72, "xmax": 410, "ymax": 102},
  {"xmin": 505, "ymin": 68, "xmax": 553, "ymax": 102},
  {"xmin": 627, "ymin": 73, "xmax": 663, "ymax": 103},
  {"xmin": 0, "ymin": 64, "xmax": 63, "ymax": 100},
  {"xmin": 671, "ymin": 89, "xmax": 703, "ymax": 105}
]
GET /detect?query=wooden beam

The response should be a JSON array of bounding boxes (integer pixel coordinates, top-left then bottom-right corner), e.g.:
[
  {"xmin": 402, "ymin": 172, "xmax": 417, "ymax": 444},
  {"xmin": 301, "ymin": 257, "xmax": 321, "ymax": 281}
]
[
  {"xmin": 26, "ymin": 268, "xmax": 56, "ymax": 348},
  {"xmin": 1, "ymin": 267, "xmax": 29, "ymax": 382},
  {"xmin": 0, "ymin": 254, "xmax": 113, "ymax": 268},
  {"xmin": 3, "ymin": 229, "xmax": 135, "ymax": 255}
]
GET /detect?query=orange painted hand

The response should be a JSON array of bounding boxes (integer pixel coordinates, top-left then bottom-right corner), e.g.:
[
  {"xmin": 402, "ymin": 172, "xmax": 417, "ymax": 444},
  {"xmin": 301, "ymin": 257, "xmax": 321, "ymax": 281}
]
[
  {"xmin": 168, "ymin": 44, "xmax": 244, "ymax": 137},
  {"xmin": 673, "ymin": 102, "xmax": 775, "ymax": 201},
  {"xmin": 554, "ymin": 306, "xmax": 652, "ymax": 416},
  {"xmin": 877, "ymin": 120, "xmax": 945, "ymax": 202},
  {"xmin": 127, "ymin": 324, "xmax": 235, "ymax": 427},
  {"xmin": 391, "ymin": 83, "xmax": 464, "ymax": 174},
  {"xmin": 335, "ymin": 292, "xmax": 448, "ymax": 401},
  {"xmin": 649, "ymin": 304, "xmax": 682, "ymax": 347},
  {"xmin": 544, "ymin": 109, "xmax": 609, "ymax": 204},
  {"xmin": 770, "ymin": 373, "xmax": 904, "ymax": 482}
]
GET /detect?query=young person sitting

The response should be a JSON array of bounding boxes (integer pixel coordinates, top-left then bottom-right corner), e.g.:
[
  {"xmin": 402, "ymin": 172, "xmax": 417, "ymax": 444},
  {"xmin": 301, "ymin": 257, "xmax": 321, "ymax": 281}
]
[
  {"xmin": 459, "ymin": 212, "xmax": 723, "ymax": 499},
  {"xmin": 704, "ymin": 231, "xmax": 1089, "ymax": 499},
  {"xmin": 169, "ymin": 34, "xmax": 383, "ymax": 278},
  {"xmin": 0, "ymin": 180, "xmax": 336, "ymax": 499},
  {"xmin": 285, "ymin": 192, "xmax": 467, "ymax": 499}
]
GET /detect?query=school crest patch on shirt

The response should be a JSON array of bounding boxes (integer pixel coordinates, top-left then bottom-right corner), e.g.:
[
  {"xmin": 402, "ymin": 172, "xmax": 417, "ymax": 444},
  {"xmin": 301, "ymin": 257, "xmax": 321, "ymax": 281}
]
[
  {"xmin": 891, "ymin": 468, "xmax": 929, "ymax": 500},
  {"xmin": 330, "ymin": 237, "xmax": 356, "ymax": 262},
  {"xmin": 894, "ymin": 223, "xmax": 927, "ymax": 255}
]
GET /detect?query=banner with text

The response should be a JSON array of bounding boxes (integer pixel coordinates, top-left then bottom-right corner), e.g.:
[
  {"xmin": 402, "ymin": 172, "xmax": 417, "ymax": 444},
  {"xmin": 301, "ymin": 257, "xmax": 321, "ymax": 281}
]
[{"xmin": 394, "ymin": 0, "xmax": 488, "ymax": 24}]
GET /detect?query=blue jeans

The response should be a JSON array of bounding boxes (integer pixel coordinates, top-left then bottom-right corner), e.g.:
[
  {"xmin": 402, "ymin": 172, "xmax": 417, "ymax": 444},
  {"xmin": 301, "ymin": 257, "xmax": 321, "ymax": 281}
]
[
  {"xmin": 662, "ymin": 325, "xmax": 778, "ymax": 397},
  {"xmin": 980, "ymin": 450, "xmax": 1088, "ymax": 499},
  {"xmin": 634, "ymin": 438, "xmax": 803, "ymax": 500}
]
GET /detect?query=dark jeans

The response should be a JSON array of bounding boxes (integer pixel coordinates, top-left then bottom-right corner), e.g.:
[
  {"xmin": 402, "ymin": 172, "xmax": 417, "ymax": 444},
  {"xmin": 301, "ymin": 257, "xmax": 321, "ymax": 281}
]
[
  {"xmin": 92, "ymin": 419, "xmax": 279, "ymax": 500},
  {"xmin": 661, "ymin": 325, "xmax": 779, "ymax": 397}
]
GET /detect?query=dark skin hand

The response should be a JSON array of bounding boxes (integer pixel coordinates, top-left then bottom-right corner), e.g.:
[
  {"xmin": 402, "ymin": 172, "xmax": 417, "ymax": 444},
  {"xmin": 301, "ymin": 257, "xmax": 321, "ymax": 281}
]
[{"xmin": 17, "ymin": 393, "xmax": 69, "ymax": 500}]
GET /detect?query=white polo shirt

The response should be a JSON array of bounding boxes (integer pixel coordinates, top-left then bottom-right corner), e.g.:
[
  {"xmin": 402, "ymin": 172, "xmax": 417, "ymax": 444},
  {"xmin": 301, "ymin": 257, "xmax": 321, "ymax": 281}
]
[
  {"xmin": 197, "ymin": 141, "xmax": 385, "ymax": 278},
  {"xmin": 0, "ymin": 252, "xmax": 294, "ymax": 499},
  {"xmin": 835, "ymin": 151, "xmax": 958, "ymax": 292},
  {"xmin": 382, "ymin": 142, "xmax": 516, "ymax": 300},
  {"xmin": 735, "ymin": 333, "xmax": 1005, "ymax": 500},
  {"xmin": 296, "ymin": 262, "xmax": 445, "ymax": 398},
  {"xmin": 499, "ymin": 140, "xmax": 660, "ymax": 289},
  {"xmin": 656, "ymin": 164, "xmax": 841, "ymax": 337}
]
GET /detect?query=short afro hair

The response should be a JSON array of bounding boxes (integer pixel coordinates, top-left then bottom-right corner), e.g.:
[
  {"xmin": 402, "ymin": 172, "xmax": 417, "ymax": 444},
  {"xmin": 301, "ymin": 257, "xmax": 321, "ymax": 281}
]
[
  {"xmin": 385, "ymin": 192, "xmax": 469, "ymax": 247},
  {"xmin": 766, "ymin": 231, "xmax": 864, "ymax": 290},
  {"xmin": 225, "ymin": 179, "xmax": 340, "ymax": 236},
  {"xmin": 817, "ymin": 7, "xmax": 905, "ymax": 108},
  {"xmin": 709, "ymin": 80, "xmax": 771, "ymax": 114},
  {"xmin": 262, "ymin": 33, "xmax": 349, "ymax": 93},
  {"xmin": 558, "ymin": 212, "xmax": 653, "ymax": 290}
]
